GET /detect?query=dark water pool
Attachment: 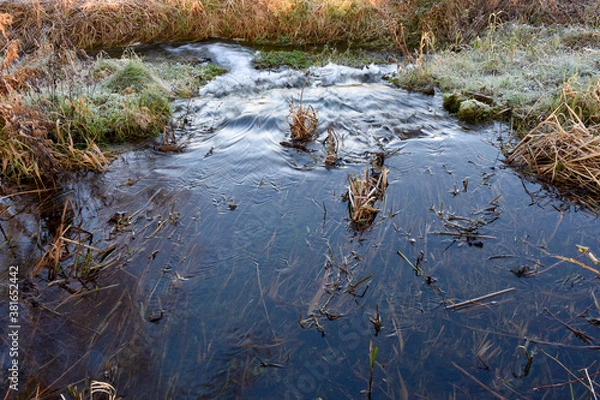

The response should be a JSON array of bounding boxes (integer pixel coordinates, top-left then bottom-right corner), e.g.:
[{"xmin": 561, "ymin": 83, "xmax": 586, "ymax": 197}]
[{"xmin": 1, "ymin": 42, "xmax": 599, "ymax": 399}]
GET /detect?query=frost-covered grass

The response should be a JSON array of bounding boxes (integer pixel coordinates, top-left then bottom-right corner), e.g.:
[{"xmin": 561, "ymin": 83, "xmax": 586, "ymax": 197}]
[{"xmin": 391, "ymin": 24, "xmax": 600, "ymax": 130}]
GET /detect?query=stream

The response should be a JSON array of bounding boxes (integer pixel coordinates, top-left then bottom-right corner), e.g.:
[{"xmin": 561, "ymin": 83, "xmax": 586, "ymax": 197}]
[{"xmin": 1, "ymin": 42, "xmax": 599, "ymax": 399}]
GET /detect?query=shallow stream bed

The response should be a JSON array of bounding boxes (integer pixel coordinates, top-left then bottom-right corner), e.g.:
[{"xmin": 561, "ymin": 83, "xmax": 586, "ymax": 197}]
[{"xmin": 1, "ymin": 42, "xmax": 599, "ymax": 399}]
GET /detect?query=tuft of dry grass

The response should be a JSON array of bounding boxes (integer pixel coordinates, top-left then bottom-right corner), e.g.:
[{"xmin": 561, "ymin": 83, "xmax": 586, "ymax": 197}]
[
  {"xmin": 507, "ymin": 103, "xmax": 600, "ymax": 205},
  {"xmin": 347, "ymin": 165, "xmax": 388, "ymax": 227},
  {"xmin": 287, "ymin": 84, "xmax": 318, "ymax": 142}
]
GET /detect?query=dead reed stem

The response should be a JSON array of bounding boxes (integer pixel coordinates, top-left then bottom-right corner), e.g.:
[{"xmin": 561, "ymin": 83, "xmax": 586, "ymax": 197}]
[
  {"xmin": 324, "ymin": 126, "xmax": 339, "ymax": 165},
  {"xmin": 445, "ymin": 287, "xmax": 515, "ymax": 311}
]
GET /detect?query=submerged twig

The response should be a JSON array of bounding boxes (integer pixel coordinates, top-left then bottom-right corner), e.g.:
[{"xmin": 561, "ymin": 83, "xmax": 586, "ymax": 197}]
[
  {"xmin": 446, "ymin": 287, "xmax": 515, "ymax": 311},
  {"xmin": 544, "ymin": 308, "xmax": 595, "ymax": 345},
  {"xmin": 539, "ymin": 349, "xmax": 599, "ymax": 395},
  {"xmin": 255, "ymin": 262, "xmax": 274, "ymax": 335},
  {"xmin": 533, "ymin": 370, "xmax": 600, "ymax": 391}
]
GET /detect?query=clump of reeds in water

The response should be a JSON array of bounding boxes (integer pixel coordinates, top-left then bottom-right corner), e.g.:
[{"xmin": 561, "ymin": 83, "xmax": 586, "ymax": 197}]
[
  {"xmin": 507, "ymin": 103, "xmax": 600, "ymax": 208},
  {"xmin": 287, "ymin": 84, "xmax": 318, "ymax": 142},
  {"xmin": 347, "ymin": 158, "xmax": 388, "ymax": 227}
]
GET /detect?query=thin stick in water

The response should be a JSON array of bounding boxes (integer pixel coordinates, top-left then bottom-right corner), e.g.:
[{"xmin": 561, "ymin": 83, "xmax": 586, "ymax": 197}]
[{"xmin": 446, "ymin": 287, "xmax": 515, "ymax": 310}]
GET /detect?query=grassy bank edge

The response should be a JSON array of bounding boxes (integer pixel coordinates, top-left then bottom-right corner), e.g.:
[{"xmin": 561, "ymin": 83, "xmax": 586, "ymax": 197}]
[{"xmin": 388, "ymin": 23, "xmax": 600, "ymax": 206}]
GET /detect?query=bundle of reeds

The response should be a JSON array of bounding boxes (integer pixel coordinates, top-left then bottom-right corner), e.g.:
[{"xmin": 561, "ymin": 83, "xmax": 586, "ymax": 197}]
[
  {"xmin": 287, "ymin": 98, "xmax": 318, "ymax": 142},
  {"xmin": 507, "ymin": 104, "xmax": 600, "ymax": 201},
  {"xmin": 347, "ymin": 166, "xmax": 388, "ymax": 226}
]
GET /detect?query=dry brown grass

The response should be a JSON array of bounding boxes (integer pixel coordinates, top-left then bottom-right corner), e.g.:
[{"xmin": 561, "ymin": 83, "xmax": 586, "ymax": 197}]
[
  {"xmin": 507, "ymin": 75, "xmax": 600, "ymax": 208},
  {"xmin": 288, "ymin": 99, "xmax": 318, "ymax": 141},
  {"xmin": 287, "ymin": 84, "xmax": 318, "ymax": 142},
  {"xmin": 347, "ymin": 165, "xmax": 388, "ymax": 227},
  {"xmin": 0, "ymin": 12, "xmax": 110, "ymax": 186},
  {"xmin": 393, "ymin": 0, "xmax": 598, "ymax": 47},
  {"xmin": 1, "ymin": 0, "xmax": 393, "ymax": 51},
  {"xmin": 507, "ymin": 103, "xmax": 600, "ymax": 205},
  {"xmin": 0, "ymin": 94, "xmax": 109, "ymax": 185},
  {"xmin": 3, "ymin": 0, "xmax": 595, "ymax": 53}
]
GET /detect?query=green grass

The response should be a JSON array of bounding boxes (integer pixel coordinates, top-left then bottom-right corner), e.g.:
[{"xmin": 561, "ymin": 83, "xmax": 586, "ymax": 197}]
[
  {"xmin": 253, "ymin": 45, "xmax": 394, "ymax": 71},
  {"xmin": 254, "ymin": 49, "xmax": 314, "ymax": 70},
  {"xmin": 38, "ymin": 58, "xmax": 171, "ymax": 145},
  {"xmin": 0, "ymin": 51, "xmax": 226, "ymax": 185}
]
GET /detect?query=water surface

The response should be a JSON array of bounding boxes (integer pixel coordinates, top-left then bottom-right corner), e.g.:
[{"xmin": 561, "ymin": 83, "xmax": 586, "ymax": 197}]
[{"xmin": 1, "ymin": 42, "xmax": 599, "ymax": 400}]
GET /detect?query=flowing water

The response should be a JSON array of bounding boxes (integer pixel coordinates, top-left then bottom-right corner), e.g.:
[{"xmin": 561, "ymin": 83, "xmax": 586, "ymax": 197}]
[{"xmin": 1, "ymin": 42, "xmax": 600, "ymax": 399}]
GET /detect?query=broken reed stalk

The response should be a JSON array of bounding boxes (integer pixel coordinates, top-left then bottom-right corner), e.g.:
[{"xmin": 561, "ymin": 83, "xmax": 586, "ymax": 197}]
[
  {"xmin": 445, "ymin": 287, "xmax": 515, "ymax": 310},
  {"xmin": 155, "ymin": 124, "xmax": 185, "ymax": 152},
  {"xmin": 553, "ymin": 255, "xmax": 600, "ymax": 275},
  {"xmin": 507, "ymin": 103, "xmax": 600, "ymax": 204},
  {"xmin": 324, "ymin": 126, "xmax": 339, "ymax": 165},
  {"xmin": 348, "ymin": 166, "xmax": 388, "ymax": 226}
]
